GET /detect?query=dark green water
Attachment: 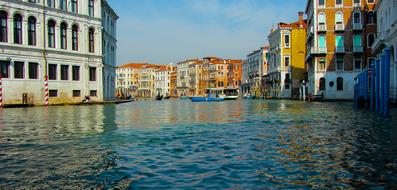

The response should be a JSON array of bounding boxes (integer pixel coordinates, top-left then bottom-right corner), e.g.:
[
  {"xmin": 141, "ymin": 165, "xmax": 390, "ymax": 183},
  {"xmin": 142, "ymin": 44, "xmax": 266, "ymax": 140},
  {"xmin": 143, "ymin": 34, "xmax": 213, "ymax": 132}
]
[{"xmin": 0, "ymin": 100, "xmax": 396, "ymax": 189}]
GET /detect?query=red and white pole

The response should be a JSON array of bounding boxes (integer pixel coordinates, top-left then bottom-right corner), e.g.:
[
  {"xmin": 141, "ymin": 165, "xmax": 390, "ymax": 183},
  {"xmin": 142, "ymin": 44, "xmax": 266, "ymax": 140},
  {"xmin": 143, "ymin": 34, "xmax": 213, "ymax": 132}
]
[
  {"xmin": 0, "ymin": 73, "xmax": 3, "ymax": 108},
  {"xmin": 44, "ymin": 75, "xmax": 49, "ymax": 106}
]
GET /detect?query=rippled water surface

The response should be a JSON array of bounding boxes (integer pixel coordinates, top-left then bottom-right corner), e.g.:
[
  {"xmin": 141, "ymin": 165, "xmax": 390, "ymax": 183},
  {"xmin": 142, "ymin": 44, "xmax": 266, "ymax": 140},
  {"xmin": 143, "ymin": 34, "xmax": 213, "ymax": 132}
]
[{"xmin": 1, "ymin": 100, "xmax": 397, "ymax": 189}]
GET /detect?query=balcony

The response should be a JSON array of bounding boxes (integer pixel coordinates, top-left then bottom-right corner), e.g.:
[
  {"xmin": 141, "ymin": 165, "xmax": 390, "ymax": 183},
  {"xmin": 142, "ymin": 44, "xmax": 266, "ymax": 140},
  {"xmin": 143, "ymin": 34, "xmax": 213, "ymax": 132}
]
[
  {"xmin": 335, "ymin": 23, "xmax": 345, "ymax": 31},
  {"xmin": 318, "ymin": 24, "xmax": 327, "ymax": 32},
  {"xmin": 353, "ymin": 46, "xmax": 363, "ymax": 53},
  {"xmin": 353, "ymin": 23, "xmax": 363, "ymax": 31},
  {"xmin": 310, "ymin": 47, "xmax": 327, "ymax": 54},
  {"xmin": 335, "ymin": 46, "xmax": 345, "ymax": 53}
]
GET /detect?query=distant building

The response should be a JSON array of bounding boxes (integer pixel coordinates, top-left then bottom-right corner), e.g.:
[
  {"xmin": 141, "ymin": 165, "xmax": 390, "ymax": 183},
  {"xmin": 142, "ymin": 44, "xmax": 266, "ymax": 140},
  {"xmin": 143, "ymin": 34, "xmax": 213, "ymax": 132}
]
[
  {"xmin": 203, "ymin": 57, "xmax": 229, "ymax": 89},
  {"xmin": 155, "ymin": 65, "xmax": 174, "ymax": 96},
  {"xmin": 116, "ymin": 63, "xmax": 148, "ymax": 97},
  {"xmin": 188, "ymin": 59, "xmax": 204, "ymax": 96},
  {"xmin": 176, "ymin": 59, "xmax": 197, "ymax": 96},
  {"xmin": 242, "ymin": 47, "xmax": 269, "ymax": 97},
  {"xmin": 169, "ymin": 66, "xmax": 178, "ymax": 97},
  {"xmin": 267, "ymin": 12, "xmax": 307, "ymax": 99},
  {"xmin": 305, "ymin": 0, "xmax": 377, "ymax": 100},
  {"xmin": 227, "ymin": 59, "xmax": 243, "ymax": 90},
  {"xmin": 372, "ymin": 0, "xmax": 397, "ymax": 103}
]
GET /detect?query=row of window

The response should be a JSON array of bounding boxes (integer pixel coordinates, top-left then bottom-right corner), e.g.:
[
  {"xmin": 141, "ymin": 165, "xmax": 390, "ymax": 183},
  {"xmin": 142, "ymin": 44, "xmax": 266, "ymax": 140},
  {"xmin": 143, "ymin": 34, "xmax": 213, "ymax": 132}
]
[
  {"xmin": 318, "ymin": 0, "xmax": 374, "ymax": 7},
  {"xmin": 0, "ymin": 11, "xmax": 95, "ymax": 52},
  {"xmin": 316, "ymin": 33, "xmax": 376, "ymax": 49},
  {"xmin": 48, "ymin": 89, "xmax": 97, "ymax": 97},
  {"xmin": 316, "ymin": 56, "xmax": 369, "ymax": 71},
  {"xmin": 0, "ymin": 61, "xmax": 97, "ymax": 82},
  {"xmin": 28, "ymin": 0, "xmax": 95, "ymax": 17},
  {"xmin": 317, "ymin": 11, "xmax": 376, "ymax": 27},
  {"xmin": 319, "ymin": 77, "xmax": 344, "ymax": 91}
]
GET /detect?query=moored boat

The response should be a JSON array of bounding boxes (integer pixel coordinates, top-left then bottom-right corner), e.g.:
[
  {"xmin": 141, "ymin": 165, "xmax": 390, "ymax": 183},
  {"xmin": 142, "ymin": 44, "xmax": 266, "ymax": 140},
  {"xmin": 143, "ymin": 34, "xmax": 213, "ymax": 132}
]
[{"xmin": 189, "ymin": 96, "xmax": 224, "ymax": 102}]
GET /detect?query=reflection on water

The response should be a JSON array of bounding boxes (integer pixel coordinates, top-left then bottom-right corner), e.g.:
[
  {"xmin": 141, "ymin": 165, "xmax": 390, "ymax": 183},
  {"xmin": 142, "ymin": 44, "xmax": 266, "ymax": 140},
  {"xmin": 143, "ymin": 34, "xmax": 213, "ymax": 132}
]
[{"xmin": 0, "ymin": 100, "xmax": 397, "ymax": 189}]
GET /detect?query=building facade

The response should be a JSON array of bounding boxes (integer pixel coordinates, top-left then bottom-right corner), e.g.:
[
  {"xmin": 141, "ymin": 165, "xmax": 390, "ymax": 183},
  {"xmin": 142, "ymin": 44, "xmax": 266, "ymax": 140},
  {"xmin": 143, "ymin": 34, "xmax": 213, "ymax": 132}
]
[
  {"xmin": 155, "ymin": 65, "xmax": 173, "ymax": 96},
  {"xmin": 176, "ymin": 59, "xmax": 195, "ymax": 96},
  {"xmin": 0, "ymin": 0, "xmax": 116, "ymax": 105},
  {"xmin": 267, "ymin": 13, "xmax": 307, "ymax": 99},
  {"xmin": 227, "ymin": 59, "xmax": 243, "ymax": 90},
  {"xmin": 372, "ymin": 0, "xmax": 397, "ymax": 103},
  {"xmin": 102, "ymin": 0, "xmax": 118, "ymax": 101},
  {"xmin": 305, "ymin": 0, "xmax": 377, "ymax": 100},
  {"xmin": 242, "ymin": 47, "xmax": 268, "ymax": 97},
  {"xmin": 115, "ymin": 63, "xmax": 147, "ymax": 97}
]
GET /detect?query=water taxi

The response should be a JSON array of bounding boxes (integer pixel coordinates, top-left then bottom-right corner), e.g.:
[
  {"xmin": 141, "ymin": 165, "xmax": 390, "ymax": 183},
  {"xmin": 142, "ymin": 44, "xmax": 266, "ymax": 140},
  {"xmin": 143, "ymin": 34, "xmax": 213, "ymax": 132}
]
[{"xmin": 205, "ymin": 88, "xmax": 239, "ymax": 100}]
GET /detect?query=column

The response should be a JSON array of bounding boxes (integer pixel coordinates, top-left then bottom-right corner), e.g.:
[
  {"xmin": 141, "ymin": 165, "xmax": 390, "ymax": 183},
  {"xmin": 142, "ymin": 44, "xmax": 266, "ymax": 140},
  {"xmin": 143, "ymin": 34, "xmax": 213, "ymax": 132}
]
[
  {"xmin": 384, "ymin": 48, "xmax": 391, "ymax": 117},
  {"xmin": 23, "ymin": 19, "xmax": 28, "ymax": 46},
  {"xmin": 375, "ymin": 59, "xmax": 380, "ymax": 113}
]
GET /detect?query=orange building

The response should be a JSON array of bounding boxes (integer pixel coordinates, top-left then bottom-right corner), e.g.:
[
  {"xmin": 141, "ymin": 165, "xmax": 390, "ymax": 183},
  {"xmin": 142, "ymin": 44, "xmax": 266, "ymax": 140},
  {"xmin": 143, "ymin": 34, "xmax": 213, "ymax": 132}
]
[
  {"xmin": 226, "ymin": 59, "xmax": 243, "ymax": 89},
  {"xmin": 170, "ymin": 66, "xmax": 178, "ymax": 97}
]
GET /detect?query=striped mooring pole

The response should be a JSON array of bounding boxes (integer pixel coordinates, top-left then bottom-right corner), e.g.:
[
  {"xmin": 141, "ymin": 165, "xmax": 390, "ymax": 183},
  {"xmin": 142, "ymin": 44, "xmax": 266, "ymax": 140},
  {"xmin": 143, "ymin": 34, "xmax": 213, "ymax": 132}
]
[
  {"xmin": 44, "ymin": 75, "xmax": 49, "ymax": 106},
  {"xmin": 0, "ymin": 73, "xmax": 3, "ymax": 108}
]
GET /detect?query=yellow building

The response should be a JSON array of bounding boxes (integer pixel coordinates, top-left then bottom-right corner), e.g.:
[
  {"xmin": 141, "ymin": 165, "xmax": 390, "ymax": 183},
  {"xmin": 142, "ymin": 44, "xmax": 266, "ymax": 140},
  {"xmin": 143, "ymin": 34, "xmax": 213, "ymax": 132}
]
[{"xmin": 266, "ymin": 12, "xmax": 307, "ymax": 99}]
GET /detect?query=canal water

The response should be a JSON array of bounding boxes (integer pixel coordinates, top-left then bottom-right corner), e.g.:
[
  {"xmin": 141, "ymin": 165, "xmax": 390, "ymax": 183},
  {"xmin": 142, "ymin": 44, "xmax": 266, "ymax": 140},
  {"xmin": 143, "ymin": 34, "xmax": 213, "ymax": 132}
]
[{"xmin": 0, "ymin": 100, "xmax": 396, "ymax": 189}]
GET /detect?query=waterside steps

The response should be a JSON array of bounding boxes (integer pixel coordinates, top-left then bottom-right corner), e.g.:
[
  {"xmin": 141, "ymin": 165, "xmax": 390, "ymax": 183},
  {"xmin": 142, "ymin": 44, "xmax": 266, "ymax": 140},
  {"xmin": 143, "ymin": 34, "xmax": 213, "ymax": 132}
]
[{"xmin": 354, "ymin": 48, "xmax": 392, "ymax": 117}]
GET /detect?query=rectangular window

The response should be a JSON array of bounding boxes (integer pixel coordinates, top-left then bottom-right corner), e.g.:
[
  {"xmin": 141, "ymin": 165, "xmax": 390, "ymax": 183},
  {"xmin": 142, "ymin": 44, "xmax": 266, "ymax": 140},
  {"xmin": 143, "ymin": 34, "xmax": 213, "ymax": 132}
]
[
  {"xmin": 48, "ymin": 64, "xmax": 57, "ymax": 80},
  {"xmin": 336, "ymin": 57, "xmax": 344, "ymax": 71},
  {"xmin": 73, "ymin": 90, "xmax": 81, "ymax": 97},
  {"xmin": 89, "ymin": 0, "xmax": 94, "ymax": 17},
  {"xmin": 354, "ymin": 57, "xmax": 362, "ymax": 70},
  {"xmin": 89, "ymin": 67, "xmax": 96, "ymax": 81},
  {"xmin": 90, "ymin": 90, "xmax": 97, "ymax": 97},
  {"xmin": 72, "ymin": 66, "xmax": 80, "ymax": 81},
  {"xmin": 14, "ymin": 61, "xmax": 24, "ymax": 79},
  {"xmin": 59, "ymin": 0, "xmax": 67, "ymax": 10},
  {"xmin": 71, "ymin": 0, "xmax": 78, "ymax": 13},
  {"xmin": 284, "ymin": 56, "xmax": 290, "ymax": 67},
  {"xmin": 336, "ymin": 0, "xmax": 343, "ymax": 6},
  {"xmin": 47, "ymin": 0, "xmax": 55, "ymax": 8},
  {"xmin": 61, "ymin": 65, "xmax": 69, "ymax": 80},
  {"xmin": 367, "ymin": 0, "xmax": 374, "ymax": 3},
  {"xmin": 284, "ymin": 34, "xmax": 290, "ymax": 48},
  {"xmin": 319, "ymin": 0, "xmax": 325, "ymax": 6},
  {"xmin": 0, "ymin": 60, "xmax": 10, "ymax": 78},
  {"xmin": 29, "ymin": 62, "xmax": 38, "ymax": 79},
  {"xmin": 49, "ymin": 90, "xmax": 58, "ymax": 97},
  {"xmin": 354, "ymin": 0, "xmax": 360, "ymax": 4}
]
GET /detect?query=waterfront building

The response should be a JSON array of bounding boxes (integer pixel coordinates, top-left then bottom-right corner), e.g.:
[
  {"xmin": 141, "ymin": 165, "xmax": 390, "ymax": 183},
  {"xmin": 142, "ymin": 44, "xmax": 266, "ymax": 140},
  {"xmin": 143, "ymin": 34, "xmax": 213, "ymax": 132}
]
[
  {"xmin": 155, "ymin": 65, "xmax": 173, "ymax": 96},
  {"xmin": 0, "ymin": 0, "xmax": 117, "ymax": 105},
  {"xmin": 138, "ymin": 65, "xmax": 157, "ymax": 98},
  {"xmin": 188, "ymin": 59, "xmax": 204, "ymax": 96},
  {"xmin": 102, "ymin": 0, "xmax": 118, "ymax": 101},
  {"xmin": 372, "ymin": 0, "xmax": 397, "ymax": 103},
  {"xmin": 305, "ymin": 0, "xmax": 377, "ymax": 100},
  {"xmin": 242, "ymin": 47, "xmax": 269, "ymax": 97},
  {"xmin": 115, "ymin": 63, "xmax": 147, "ymax": 97},
  {"xmin": 170, "ymin": 66, "xmax": 178, "ymax": 97},
  {"xmin": 267, "ymin": 12, "xmax": 307, "ymax": 99},
  {"xmin": 203, "ymin": 57, "xmax": 229, "ymax": 89},
  {"xmin": 226, "ymin": 59, "xmax": 243, "ymax": 90},
  {"xmin": 176, "ymin": 59, "xmax": 193, "ymax": 96}
]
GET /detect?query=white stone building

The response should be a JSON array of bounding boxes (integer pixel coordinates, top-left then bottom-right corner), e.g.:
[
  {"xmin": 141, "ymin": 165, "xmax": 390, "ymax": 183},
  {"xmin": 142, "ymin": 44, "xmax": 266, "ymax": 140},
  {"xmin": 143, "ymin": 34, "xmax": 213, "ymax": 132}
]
[
  {"xmin": 0, "ymin": 0, "xmax": 116, "ymax": 105},
  {"xmin": 138, "ymin": 66, "xmax": 156, "ymax": 97},
  {"xmin": 155, "ymin": 66, "xmax": 172, "ymax": 96},
  {"xmin": 176, "ymin": 59, "xmax": 194, "ymax": 96},
  {"xmin": 372, "ymin": 0, "xmax": 397, "ymax": 102},
  {"xmin": 102, "ymin": 0, "xmax": 118, "ymax": 101},
  {"xmin": 242, "ymin": 47, "xmax": 268, "ymax": 96}
]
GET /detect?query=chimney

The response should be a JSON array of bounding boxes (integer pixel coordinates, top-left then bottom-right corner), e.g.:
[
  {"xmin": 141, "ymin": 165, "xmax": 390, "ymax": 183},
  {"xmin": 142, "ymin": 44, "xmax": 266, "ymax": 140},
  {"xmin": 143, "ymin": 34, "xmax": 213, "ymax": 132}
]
[{"xmin": 298, "ymin": 12, "xmax": 304, "ymax": 26}]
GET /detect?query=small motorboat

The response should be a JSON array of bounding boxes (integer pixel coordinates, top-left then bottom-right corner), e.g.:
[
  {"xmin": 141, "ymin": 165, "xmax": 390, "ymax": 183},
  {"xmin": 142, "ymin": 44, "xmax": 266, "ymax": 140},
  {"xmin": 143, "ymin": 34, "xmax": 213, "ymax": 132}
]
[
  {"xmin": 180, "ymin": 96, "xmax": 189, "ymax": 99},
  {"xmin": 189, "ymin": 96, "xmax": 224, "ymax": 102}
]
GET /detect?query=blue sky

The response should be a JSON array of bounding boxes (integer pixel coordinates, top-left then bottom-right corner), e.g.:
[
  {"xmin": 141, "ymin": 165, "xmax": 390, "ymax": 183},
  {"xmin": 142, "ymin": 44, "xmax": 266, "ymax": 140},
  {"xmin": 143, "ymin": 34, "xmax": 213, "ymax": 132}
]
[{"xmin": 107, "ymin": 0, "xmax": 305, "ymax": 65}]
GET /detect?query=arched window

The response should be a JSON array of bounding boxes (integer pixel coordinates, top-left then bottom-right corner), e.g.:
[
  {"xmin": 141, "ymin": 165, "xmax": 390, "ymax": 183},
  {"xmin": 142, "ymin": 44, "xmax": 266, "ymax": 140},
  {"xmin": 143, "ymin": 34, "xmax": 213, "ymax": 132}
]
[
  {"xmin": 0, "ymin": 11, "xmax": 7, "ymax": 43},
  {"xmin": 88, "ymin": 28, "xmax": 95, "ymax": 53},
  {"xmin": 335, "ymin": 12, "xmax": 343, "ymax": 25},
  {"xmin": 337, "ymin": 77, "xmax": 343, "ymax": 91},
  {"xmin": 13, "ymin": 14, "xmax": 23, "ymax": 44},
  {"xmin": 28, "ymin": 16, "xmax": 36, "ymax": 46},
  {"xmin": 353, "ymin": 34, "xmax": 362, "ymax": 47},
  {"xmin": 319, "ymin": 78, "xmax": 326, "ymax": 91},
  {"xmin": 318, "ymin": 59, "xmax": 326, "ymax": 71},
  {"xmin": 335, "ymin": 35, "xmax": 344, "ymax": 47},
  {"xmin": 353, "ymin": 12, "xmax": 361, "ymax": 24},
  {"xmin": 318, "ymin": 13, "xmax": 326, "ymax": 25},
  {"xmin": 367, "ymin": 33, "xmax": 375, "ymax": 48},
  {"xmin": 319, "ymin": 35, "xmax": 326, "ymax": 48},
  {"xmin": 60, "ymin": 22, "xmax": 67, "ymax": 49},
  {"xmin": 72, "ymin": 24, "xmax": 79, "ymax": 51},
  {"xmin": 48, "ymin": 20, "xmax": 56, "ymax": 48}
]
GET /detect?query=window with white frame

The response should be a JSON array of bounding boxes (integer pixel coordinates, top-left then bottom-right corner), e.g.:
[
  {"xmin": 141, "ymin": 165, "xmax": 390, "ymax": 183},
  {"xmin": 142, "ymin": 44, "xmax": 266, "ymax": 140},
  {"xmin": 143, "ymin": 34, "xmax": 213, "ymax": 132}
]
[
  {"xmin": 318, "ymin": 58, "xmax": 326, "ymax": 71},
  {"xmin": 284, "ymin": 34, "xmax": 290, "ymax": 48},
  {"xmin": 284, "ymin": 56, "xmax": 290, "ymax": 67},
  {"xmin": 319, "ymin": 0, "xmax": 325, "ymax": 7}
]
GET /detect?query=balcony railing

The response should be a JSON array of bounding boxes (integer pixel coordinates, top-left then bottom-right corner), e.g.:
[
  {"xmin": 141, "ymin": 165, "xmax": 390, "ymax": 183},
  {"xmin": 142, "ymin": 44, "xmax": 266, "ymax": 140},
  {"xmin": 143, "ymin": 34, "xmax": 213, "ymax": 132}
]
[
  {"xmin": 353, "ymin": 46, "xmax": 363, "ymax": 53},
  {"xmin": 335, "ymin": 46, "xmax": 345, "ymax": 53},
  {"xmin": 353, "ymin": 23, "xmax": 363, "ymax": 30},
  {"xmin": 335, "ymin": 23, "xmax": 345, "ymax": 31},
  {"xmin": 311, "ymin": 47, "xmax": 327, "ymax": 54},
  {"xmin": 318, "ymin": 24, "xmax": 327, "ymax": 32}
]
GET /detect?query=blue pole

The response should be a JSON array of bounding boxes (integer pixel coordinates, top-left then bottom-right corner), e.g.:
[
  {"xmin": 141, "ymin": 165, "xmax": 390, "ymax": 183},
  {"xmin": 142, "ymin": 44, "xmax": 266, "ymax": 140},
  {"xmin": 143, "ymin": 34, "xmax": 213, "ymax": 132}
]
[
  {"xmin": 384, "ymin": 48, "xmax": 391, "ymax": 117},
  {"xmin": 380, "ymin": 53, "xmax": 386, "ymax": 115},
  {"xmin": 375, "ymin": 59, "xmax": 380, "ymax": 113},
  {"xmin": 365, "ymin": 70, "xmax": 368, "ymax": 108},
  {"xmin": 370, "ymin": 60, "xmax": 375, "ymax": 110}
]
